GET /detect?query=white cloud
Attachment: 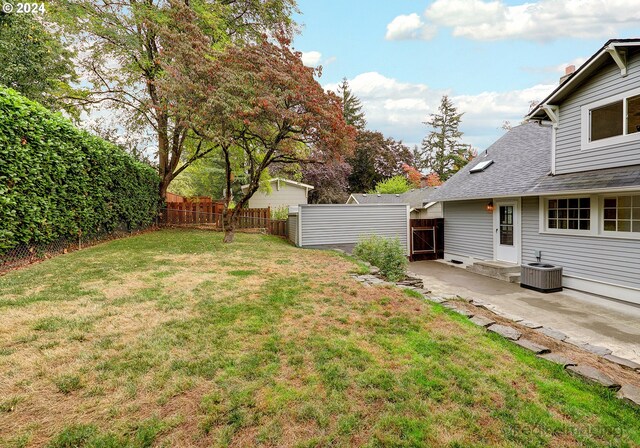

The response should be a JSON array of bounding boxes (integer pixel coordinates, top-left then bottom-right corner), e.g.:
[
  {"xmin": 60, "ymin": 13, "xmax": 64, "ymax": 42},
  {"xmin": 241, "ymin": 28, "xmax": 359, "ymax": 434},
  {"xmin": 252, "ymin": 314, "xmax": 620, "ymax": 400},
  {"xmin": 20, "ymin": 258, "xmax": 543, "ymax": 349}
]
[
  {"xmin": 301, "ymin": 51, "xmax": 323, "ymax": 67},
  {"xmin": 385, "ymin": 13, "xmax": 436, "ymax": 40},
  {"xmin": 327, "ymin": 72, "xmax": 554, "ymax": 149},
  {"xmin": 385, "ymin": 0, "xmax": 640, "ymax": 42}
]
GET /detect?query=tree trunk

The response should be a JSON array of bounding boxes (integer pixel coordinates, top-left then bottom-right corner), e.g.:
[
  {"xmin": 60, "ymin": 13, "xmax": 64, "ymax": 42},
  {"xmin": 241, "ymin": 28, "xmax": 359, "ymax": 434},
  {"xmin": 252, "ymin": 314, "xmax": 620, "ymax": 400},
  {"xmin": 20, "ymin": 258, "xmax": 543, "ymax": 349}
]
[{"xmin": 222, "ymin": 209, "xmax": 235, "ymax": 243}]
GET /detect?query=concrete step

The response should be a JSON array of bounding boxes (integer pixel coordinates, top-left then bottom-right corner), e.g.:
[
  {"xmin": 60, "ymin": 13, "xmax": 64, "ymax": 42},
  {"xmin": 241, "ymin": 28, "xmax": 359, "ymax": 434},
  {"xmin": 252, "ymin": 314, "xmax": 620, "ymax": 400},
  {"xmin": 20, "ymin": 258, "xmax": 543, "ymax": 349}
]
[{"xmin": 467, "ymin": 261, "xmax": 521, "ymax": 283}]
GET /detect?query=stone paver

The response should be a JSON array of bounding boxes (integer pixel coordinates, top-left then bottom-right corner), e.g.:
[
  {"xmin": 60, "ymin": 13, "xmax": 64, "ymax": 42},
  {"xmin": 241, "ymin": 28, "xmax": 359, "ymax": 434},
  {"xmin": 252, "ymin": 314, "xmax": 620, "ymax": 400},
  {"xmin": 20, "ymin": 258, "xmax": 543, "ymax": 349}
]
[
  {"xmin": 451, "ymin": 308, "xmax": 474, "ymax": 318},
  {"xmin": 514, "ymin": 339, "xmax": 550, "ymax": 354},
  {"xmin": 538, "ymin": 327, "xmax": 567, "ymax": 341},
  {"xmin": 487, "ymin": 324, "xmax": 522, "ymax": 341},
  {"xmin": 603, "ymin": 354, "xmax": 640, "ymax": 371},
  {"xmin": 537, "ymin": 353, "xmax": 577, "ymax": 367},
  {"xmin": 566, "ymin": 365, "xmax": 620, "ymax": 389},
  {"xmin": 470, "ymin": 315, "xmax": 495, "ymax": 327},
  {"xmin": 520, "ymin": 321, "xmax": 543, "ymax": 329},
  {"xmin": 580, "ymin": 343, "xmax": 612, "ymax": 356},
  {"xmin": 617, "ymin": 384, "xmax": 640, "ymax": 407},
  {"xmin": 425, "ymin": 296, "xmax": 446, "ymax": 303}
]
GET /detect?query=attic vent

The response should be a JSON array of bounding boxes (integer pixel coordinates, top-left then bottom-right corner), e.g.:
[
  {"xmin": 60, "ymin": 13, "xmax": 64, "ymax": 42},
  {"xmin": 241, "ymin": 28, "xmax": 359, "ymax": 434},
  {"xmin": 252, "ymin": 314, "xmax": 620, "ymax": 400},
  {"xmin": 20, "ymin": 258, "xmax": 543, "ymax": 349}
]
[{"xmin": 470, "ymin": 160, "xmax": 494, "ymax": 173}]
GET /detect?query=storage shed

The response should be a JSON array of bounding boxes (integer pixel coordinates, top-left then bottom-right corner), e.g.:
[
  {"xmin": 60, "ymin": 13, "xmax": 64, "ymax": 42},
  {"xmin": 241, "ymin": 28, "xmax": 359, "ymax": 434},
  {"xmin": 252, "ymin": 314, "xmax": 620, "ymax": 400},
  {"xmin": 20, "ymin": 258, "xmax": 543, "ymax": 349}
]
[{"xmin": 287, "ymin": 204, "xmax": 410, "ymax": 254}]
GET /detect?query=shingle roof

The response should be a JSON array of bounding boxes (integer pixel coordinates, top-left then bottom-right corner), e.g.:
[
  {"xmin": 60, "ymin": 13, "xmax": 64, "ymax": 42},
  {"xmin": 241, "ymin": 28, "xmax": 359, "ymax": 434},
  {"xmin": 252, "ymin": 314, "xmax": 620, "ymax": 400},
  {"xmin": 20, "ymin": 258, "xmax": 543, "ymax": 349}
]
[
  {"xmin": 350, "ymin": 187, "xmax": 437, "ymax": 209},
  {"xmin": 430, "ymin": 122, "xmax": 553, "ymax": 201},
  {"xmin": 431, "ymin": 121, "xmax": 640, "ymax": 202},
  {"xmin": 529, "ymin": 164, "xmax": 640, "ymax": 194}
]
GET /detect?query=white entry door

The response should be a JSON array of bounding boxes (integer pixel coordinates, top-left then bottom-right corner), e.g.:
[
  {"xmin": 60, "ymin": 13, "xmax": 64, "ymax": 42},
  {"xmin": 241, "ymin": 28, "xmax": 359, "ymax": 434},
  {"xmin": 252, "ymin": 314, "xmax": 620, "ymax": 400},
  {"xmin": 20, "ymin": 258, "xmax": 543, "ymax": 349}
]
[{"xmin": 494, "ymin": 201, "xmax": 519, "ymax": 264}]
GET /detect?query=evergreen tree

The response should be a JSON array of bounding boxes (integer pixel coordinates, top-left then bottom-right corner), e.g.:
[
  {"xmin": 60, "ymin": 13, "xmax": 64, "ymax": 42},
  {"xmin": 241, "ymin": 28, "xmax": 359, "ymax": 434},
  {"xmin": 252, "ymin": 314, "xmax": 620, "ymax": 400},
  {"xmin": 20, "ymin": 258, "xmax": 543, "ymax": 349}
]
[
  {"xmin": 338, "ymin": 78, "xmax": 366, "ymax": 130},
  {"xmin": 418, "ymin": 95, "xmax": 475, "ymax": 181}
]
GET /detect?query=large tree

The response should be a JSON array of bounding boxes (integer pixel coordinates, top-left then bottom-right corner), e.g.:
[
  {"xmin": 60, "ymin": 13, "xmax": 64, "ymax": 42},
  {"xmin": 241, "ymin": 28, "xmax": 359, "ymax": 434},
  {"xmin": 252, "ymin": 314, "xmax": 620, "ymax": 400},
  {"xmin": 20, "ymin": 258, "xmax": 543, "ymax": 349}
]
[
  {"xmin": 54, "ymin": 0, "xmax": 297, "ymax": 199},
  {"xmin": 158, "ymin": 8, "xmax": 355, "ymax": 241},
  {"xmin": 0, "ymin": 11, "xmax": 81, "ymax": 117},
  {"xmin": 418, "ymin": 95, "xmax": 475, "ymax": 181},
  {"xmin": 302, "ymin": 159, "xmax": 352, "ymax": 204},
  {"xmin": 348, "ymin": 130, "xmax": 414, "ymax": 193}
]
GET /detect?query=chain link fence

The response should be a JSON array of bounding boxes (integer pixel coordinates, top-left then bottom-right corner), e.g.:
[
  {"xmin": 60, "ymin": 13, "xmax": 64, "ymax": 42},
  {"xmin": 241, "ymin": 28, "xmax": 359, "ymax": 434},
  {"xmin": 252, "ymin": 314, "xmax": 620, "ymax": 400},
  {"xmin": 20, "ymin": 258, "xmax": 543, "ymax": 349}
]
[{"xmin": 0, "ymin": 226, "xmax": 158, "ymax": 274}]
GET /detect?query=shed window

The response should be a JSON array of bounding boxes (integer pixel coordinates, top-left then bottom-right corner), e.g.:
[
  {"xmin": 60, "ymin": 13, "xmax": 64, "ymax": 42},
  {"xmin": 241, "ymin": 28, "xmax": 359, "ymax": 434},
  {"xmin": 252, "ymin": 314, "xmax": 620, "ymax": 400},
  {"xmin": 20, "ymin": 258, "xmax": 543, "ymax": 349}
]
[
  {"xmin": 603, "ymin": 195, "xmax": 640, "ymax": 233},
  {"xmin": 547, "ymin": 197, "xmax": 590, "ymax": 230}
]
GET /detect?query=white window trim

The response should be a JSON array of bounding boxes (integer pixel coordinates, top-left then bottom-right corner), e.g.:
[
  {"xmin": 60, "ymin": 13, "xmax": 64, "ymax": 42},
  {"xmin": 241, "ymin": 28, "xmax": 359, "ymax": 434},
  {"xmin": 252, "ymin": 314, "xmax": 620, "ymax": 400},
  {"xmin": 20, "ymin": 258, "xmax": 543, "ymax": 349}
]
[
  {"xmin": 598, "ymin": 194, "xmax": 640, "ymax": 240},
  {"xmin": 538, "ymin": 194, "xmax": 597, "ymax": 236},
  {"xmin": 580, "ymin": 86, "xmax": 640, "ymax": 151},
  {"xmin": 538, "ymin": 192, "xmax": 640, "ymax": 240}
]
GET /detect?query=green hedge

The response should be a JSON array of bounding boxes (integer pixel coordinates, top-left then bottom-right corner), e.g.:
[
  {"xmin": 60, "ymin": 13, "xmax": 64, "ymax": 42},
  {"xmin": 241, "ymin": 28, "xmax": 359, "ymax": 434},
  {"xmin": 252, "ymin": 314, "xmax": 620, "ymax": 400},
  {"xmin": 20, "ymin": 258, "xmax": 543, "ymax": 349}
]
[{"xmin": 0, "ymin": 87, "xmax": 160, "ymax": 252}]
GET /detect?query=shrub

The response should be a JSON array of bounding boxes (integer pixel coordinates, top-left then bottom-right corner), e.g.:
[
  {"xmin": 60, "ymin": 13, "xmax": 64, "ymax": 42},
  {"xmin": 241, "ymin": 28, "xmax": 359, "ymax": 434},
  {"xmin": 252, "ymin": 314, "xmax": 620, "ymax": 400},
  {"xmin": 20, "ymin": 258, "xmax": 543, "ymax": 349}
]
[
  {"xmin": 368, "ymin": 175, "xmax": 412, "ymax": 194},
  {"xmin": 0, "ymin": 87, "xmax": 160, "ymax": 253},
  {"xmin": 271, "ymin": 205, "xmax": 289, "ymax": 220},
  {"xmin": 353, "ymin": 235, "xmax": 408, "ymax": 282}
]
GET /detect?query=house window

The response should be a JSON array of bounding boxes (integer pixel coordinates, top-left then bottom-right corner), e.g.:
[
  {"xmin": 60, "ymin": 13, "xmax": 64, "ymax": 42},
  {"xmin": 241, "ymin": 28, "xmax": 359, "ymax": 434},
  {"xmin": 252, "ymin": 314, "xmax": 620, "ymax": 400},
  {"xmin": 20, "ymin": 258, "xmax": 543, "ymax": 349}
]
[
  {"xmin": 588, "ymin": 93, "xmax": 640, "ymax": 142},
  {"xmin": 547, "ymin": 197, "xmax": 590, "ymax": 230},
  {"xmin": 603, "ymin": 195, "xmax": 640, "ymax": 233}
]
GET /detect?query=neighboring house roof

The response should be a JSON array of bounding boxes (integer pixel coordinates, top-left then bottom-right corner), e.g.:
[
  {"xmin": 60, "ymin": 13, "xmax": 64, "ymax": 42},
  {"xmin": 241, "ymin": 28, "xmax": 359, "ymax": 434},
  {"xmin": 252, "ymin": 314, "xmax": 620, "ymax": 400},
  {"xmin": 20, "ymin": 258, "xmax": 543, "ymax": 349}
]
[
  {"xmin": 241, "ymin": 178, "xmax": 314, "ymax": 192},
  {"xmin": 430, "ymin": 122, "xmax": 553, "ymax": 202},
  {"xmin": 347, "ymin": 187, "xmax": 437, "ymax": 210},
  {"xmin": 528, "ymin": 39, "xmax": 640, "ymax": 121}
]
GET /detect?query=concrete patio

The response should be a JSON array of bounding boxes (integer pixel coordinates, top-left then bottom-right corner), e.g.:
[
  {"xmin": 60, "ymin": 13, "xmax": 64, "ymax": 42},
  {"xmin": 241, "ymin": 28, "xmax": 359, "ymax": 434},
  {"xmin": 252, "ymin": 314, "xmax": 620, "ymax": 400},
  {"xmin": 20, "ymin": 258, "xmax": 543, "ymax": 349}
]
[{"xmin": 410, "ymin": 260, "xmax": 640, "ymax": 363}]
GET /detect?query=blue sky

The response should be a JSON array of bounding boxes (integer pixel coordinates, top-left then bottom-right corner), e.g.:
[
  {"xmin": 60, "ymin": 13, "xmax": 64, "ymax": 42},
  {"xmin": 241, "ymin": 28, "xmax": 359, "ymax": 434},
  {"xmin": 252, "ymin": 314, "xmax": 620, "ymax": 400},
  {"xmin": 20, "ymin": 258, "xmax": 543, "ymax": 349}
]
[{"xmin": 292, "ymin": 0, "xmax": 640, "ymax": 150}]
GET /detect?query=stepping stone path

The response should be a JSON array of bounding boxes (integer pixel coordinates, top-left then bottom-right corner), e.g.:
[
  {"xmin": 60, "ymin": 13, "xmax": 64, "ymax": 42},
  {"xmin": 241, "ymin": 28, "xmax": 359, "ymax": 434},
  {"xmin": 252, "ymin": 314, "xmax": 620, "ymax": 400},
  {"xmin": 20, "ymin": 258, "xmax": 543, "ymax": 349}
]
[
  {"xmin": 579, "ymin": 343, "xmax": 612, "ymax": 356},
  {"xmin": 425, "ymin": 296, "xmax": 446, "ymax": 303},
  {"xmin": 537, "ymin": 353, "xmax": 577, "ymax": 367},
  {"xmin": 603, "ymin": 354, "xmax": 640, "ymax": 371},
  {"xmin": 538, "ymin": 327, "xmax": 567, "ymax": 341},
  {"xmin": 520, "ymin": 321, "xmax": 543, "ymax": 329},
  {"xmin": 617, "ymin": 384, "xmax": 640, "ymax": 407},
  {"xmin": 514, "ymin": 338, "xmax": 550, "ymax": 354},
  {"xmin": 487, "ymin": 324, "xmax": 522, "ymax": 341},
  {"xmin": 566, "ymin": 365, "xmax": 620, "ymax": 389},
  {"xmin": 470, "ymin": 315, "xmax": 495, "ymax": 327},
  {"xmin": 451, "ymin": 308, "xmax": 474, "ymax": 318}
]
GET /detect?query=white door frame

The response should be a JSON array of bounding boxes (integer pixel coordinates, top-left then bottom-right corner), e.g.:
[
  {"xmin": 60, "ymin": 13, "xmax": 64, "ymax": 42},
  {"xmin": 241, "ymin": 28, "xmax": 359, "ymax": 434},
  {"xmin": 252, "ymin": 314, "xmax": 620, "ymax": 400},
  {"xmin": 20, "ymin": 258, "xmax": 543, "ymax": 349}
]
[{"xmin": 493, "ymin": 198, "xmax": 521, "ymax": 264}]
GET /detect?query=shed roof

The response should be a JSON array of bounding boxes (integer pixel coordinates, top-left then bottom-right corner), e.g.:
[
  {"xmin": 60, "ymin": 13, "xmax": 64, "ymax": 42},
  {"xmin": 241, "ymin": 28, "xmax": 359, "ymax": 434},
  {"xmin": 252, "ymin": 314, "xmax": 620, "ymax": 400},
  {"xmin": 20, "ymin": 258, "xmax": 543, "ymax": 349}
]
[
  {"xmin": 348, "ymin": 187, "xmax": 437, "ymax": 209},
  {"xmin": 241, "ymin": 178, "xmax": 314, "ymax": 192}
]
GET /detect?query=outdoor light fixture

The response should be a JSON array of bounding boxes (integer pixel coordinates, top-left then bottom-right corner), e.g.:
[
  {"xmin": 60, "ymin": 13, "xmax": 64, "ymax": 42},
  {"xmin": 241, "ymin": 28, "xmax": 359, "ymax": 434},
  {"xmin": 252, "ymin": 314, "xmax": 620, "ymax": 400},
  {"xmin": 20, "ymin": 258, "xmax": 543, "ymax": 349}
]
[{"xmin": 486, "ymin": 201, "xmax": 494, "ymax": 213}]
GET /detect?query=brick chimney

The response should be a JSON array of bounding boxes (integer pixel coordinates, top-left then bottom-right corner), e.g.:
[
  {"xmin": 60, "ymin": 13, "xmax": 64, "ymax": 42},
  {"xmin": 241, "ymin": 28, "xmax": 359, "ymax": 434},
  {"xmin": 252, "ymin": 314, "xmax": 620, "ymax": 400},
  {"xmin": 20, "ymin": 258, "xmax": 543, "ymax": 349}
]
[{"xmin": 559, "ymin": 65, "xmax": 576, "ymax": 85}]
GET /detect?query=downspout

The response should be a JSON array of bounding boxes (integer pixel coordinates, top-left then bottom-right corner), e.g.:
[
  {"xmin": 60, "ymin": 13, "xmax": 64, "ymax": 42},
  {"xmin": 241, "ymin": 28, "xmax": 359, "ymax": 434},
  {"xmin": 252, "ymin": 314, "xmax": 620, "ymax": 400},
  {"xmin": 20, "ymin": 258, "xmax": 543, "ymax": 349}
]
[{"xmin": 542, "ymin": 105, "xmax": 560, "ymax": 175}]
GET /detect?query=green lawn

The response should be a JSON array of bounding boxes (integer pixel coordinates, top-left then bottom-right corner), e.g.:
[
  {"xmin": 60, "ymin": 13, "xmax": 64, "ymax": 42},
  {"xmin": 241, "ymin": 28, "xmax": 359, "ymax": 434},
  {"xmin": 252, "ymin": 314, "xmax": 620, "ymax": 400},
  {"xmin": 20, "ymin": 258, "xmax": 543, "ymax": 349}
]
[{"xmin": 0, "ymin": 229, "xmax": 638, "ymax": 447}]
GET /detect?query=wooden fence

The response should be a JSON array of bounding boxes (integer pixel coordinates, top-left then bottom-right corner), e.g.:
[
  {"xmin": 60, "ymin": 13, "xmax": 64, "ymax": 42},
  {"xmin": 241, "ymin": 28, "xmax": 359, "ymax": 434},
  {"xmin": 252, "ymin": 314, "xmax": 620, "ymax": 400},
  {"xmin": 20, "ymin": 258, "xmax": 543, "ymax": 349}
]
[{"xmin": 162, "ymin": 202, "xmax": 287, "ymax": 237}]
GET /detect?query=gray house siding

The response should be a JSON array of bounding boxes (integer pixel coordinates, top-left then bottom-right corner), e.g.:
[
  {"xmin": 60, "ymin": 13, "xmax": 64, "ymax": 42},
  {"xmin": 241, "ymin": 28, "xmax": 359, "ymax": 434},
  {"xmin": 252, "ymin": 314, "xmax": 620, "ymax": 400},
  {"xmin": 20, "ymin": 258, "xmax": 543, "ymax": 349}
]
[
  {"xmin": 443, "ymin": 200, "xmax": 493, "ymax": 260},
  {"xmin": 521, "ymin": 197, "xmax": 640, "ymax": 289},
  {"xmin": 555, "ymin": 50, "xmax": 640, "ymax": 174},
  {"xmin": 247, "ymin": 182, "xmax": 308, "ymax": 209},
  {"xmin": 298, "ymin": 204, "xmax": 409, "ymax": 253},
  {"xmin": 287, "ymin": 213, "xmax": 298, "ymax": 246}
]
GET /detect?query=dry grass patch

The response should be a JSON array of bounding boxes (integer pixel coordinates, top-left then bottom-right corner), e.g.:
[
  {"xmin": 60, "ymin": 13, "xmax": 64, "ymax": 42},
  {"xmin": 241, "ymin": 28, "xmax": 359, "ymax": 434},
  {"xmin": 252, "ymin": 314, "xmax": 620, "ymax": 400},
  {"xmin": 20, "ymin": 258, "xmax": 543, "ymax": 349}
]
[{"xmin": 0, "ymin": 229, "xmax": 638, "ymax": 448}]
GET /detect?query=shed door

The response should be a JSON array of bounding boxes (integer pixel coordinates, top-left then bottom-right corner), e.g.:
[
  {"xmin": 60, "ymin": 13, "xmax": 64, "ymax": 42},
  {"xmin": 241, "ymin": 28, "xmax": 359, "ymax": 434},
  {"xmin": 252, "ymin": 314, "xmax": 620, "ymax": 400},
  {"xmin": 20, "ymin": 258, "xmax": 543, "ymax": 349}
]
[{"xmin": 494, "ymin": 201, "xmax": 519, "ymax": 264}]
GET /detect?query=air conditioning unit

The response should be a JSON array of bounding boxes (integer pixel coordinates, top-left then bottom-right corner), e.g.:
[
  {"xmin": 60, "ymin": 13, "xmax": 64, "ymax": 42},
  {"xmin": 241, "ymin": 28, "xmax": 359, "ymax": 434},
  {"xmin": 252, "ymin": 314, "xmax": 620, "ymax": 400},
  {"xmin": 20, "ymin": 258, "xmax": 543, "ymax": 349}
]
[{"xmin": 521, "ymin": 263, "xmax": 563, "ymax": 293}]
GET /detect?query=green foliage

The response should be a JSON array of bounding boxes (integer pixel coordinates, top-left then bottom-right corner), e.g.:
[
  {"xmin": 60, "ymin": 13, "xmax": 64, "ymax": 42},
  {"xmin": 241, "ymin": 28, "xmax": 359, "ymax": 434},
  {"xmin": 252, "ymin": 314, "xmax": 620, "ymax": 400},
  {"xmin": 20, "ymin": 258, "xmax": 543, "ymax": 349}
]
[
  {"xmin": 338, "ymin": 78, "xmax": 366, "ymax": 130},
  {"xmin": 271, "ymin": 206, "xmax": 289, "ymax": 220},
  {"xmin": 353, "ymin": 235, "xmax": 408, "ymax": 282},
  {"xmin": 0, "ymin": 11, "xmax": 82, "ymax": 119},
  {"xmin": 369, "ymin": 175, "xmax": 412, "ymax": 194},
  {"xmin": 418, "ymin": 95, "xmax": 476, "ymax": 181},
  {"xmin": 0, "ymin": 87, "xmax": 159, "ymax": 253}
]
